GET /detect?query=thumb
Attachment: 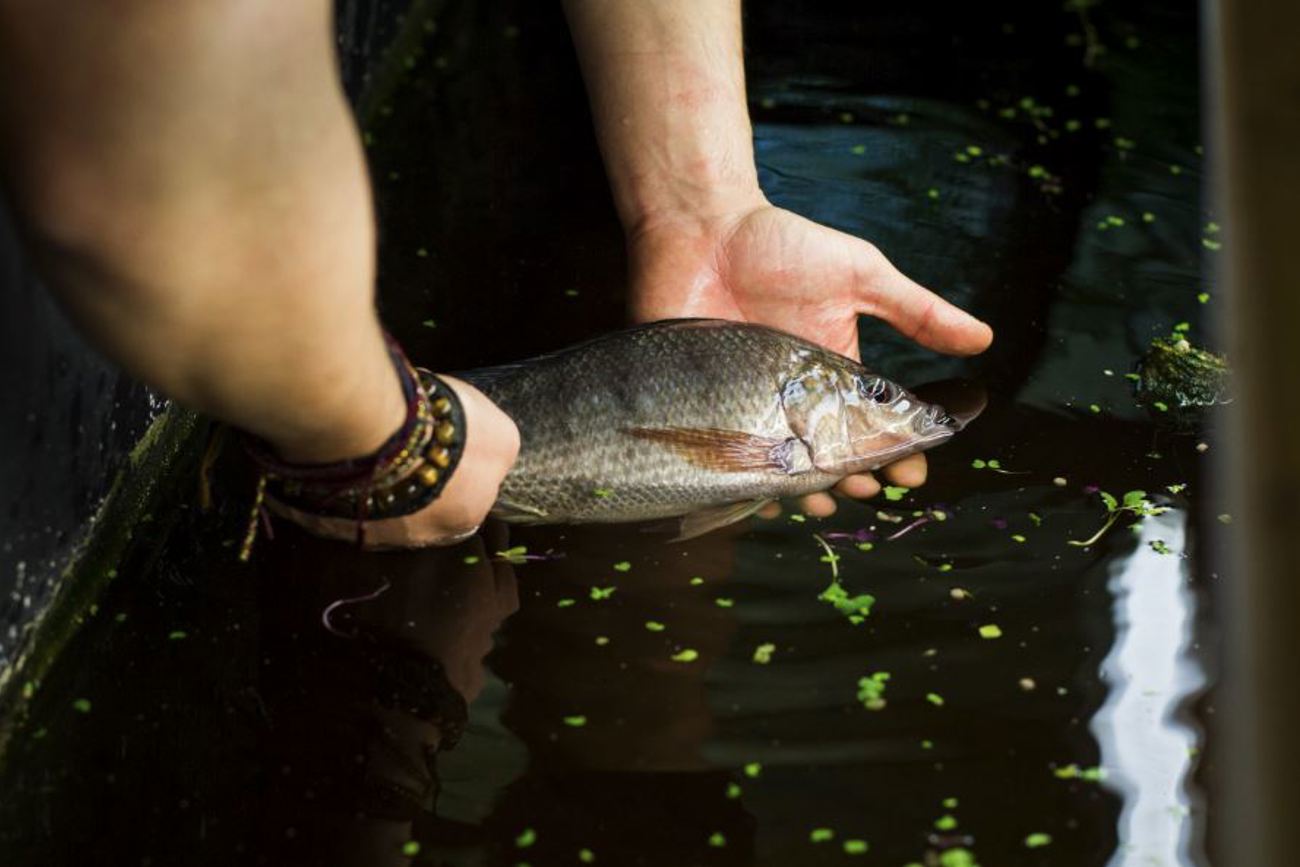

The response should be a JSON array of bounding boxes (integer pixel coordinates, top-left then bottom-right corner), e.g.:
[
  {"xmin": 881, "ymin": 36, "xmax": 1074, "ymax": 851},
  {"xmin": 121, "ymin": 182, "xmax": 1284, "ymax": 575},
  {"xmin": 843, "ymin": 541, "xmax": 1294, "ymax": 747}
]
[{"xmin": 853, "ymin": 242, "xmax": 993, "ymax": 356}]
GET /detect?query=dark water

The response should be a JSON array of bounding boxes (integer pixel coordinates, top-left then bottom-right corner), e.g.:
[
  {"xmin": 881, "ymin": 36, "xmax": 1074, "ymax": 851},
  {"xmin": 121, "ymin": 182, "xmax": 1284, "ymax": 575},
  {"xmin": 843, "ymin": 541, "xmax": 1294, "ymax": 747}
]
[{"xmin": 0, "ymin": 1, "xmax": 1218, "ymax": 865}]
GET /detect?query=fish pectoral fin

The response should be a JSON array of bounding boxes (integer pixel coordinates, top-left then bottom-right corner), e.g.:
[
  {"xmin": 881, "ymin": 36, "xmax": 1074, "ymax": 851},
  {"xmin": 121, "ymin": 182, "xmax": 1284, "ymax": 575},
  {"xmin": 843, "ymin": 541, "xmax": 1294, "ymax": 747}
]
[
  {"xmin": 492, "ymin": 497, "xmax": 549, "ymax": 523},
  {"xmin": 672, "ymin": 499, "xmax": 772, "ymax": 542},
  {"xmin": 624, "ymin": 426, "xmax": 806, "ymax": 474}
]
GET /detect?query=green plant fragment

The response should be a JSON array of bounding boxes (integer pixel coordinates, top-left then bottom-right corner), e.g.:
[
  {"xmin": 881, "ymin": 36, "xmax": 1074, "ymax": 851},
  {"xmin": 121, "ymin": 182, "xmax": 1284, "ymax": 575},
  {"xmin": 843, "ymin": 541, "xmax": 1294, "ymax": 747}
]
[
  {"xmin": 810, "ymin": 828, "xmax": 835, "ymax": 843},
  {"xmin": 563, "ymin": 715, "xmax": 587, "ymax": 727},
  {"xmin": 935, "ymin": 815, "xmax": 958, "ymax": 831},
  {"xmin": 1025, "ymin": 833, "xmax": 1053, "ymax": 848},
  {"xmin": 939, "ymin": 849, "xmax": 979, "ymax": 867},
  {"xmin": 516, "ymin": 828, "xmax": 537, "ymax": 848},
  {"xmin": 496, "ymin": 545, "xmax": 529, "ymax": 564},
  {"xmin": 589, "ymin": 586, "xmax": 616, "ymax": 601},
  {"xmin": 819, "ymin": 580, "xmax": 875, "ymax": 624},
  {"xmin": 978, "ymin": 624, "xmax": 1003, "ymax": 639},
  {"xmin": 752, "ymin": 643, "xmax": 776, "ymax": 664},
  {"xmin": 743, "ymin": 762, "xmax": 762, "ymax": 778},
  {"xmin": 401, "ymin": 841, "xmax": 421, "ymax": 856},
  {"xmin": 843, "ymin": 839, "xmax": 869, "ymax": 855},
  {"xmin": 883, "ymin": 486, "xmax": 909, "ymax": 501},
  {"xmin": 613, "ymin": 561, "xmax": 632, "ymax": 572},
  {"xmin": 645, "ymin": 621, "xmax": 665, "ymax": 632},
  {"xmin": 926, "ymin": 693, "xmax": 945, "ymax": 706},
  {"xmin": 857, "ymin": 672, "xmax": 890, "ymax": 710},
  {"xmin": 671, "ymin": 649, "xmax": 699, "ymax": 662},
  {"xmin": 72, "ymin": 698, "xmax": 92, "ymax": 714},
  {"xmin": 708, "ymin": 832, "xmax": 727, "ymax": 848}
]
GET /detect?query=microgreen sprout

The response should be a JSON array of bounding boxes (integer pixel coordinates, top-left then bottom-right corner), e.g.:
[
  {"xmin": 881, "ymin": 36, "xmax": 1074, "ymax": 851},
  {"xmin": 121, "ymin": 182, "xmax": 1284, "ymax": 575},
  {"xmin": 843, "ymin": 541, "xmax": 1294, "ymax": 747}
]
[
  {"xmin": 495, "ymin": 546, "xmax": 529, "ymax": 564},
  {"xmin": 1069, "ymin": 490, "xmax": 1170, "ymax": 547},
  {"xmin": 815, "ymin": 535, "xmax": 874, "ymax": 623},
  {"xmin": 752, "ymin": 643, "xmax": 776, "ymax": 664}
]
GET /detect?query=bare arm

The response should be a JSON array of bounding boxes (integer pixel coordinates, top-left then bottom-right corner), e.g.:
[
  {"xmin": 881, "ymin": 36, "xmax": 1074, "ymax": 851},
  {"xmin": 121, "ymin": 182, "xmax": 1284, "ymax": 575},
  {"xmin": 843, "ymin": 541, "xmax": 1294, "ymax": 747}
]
[
  {"xmin": 561, "ymin": 0, "xmax": 762, "ymax": 233},
  {"xmin": 0, "ymin": 0, "xmax": 516, "ymax": 544},
  {"xmin": 563, "ymin": 0, "xmax": 993, "ymax": 511}
]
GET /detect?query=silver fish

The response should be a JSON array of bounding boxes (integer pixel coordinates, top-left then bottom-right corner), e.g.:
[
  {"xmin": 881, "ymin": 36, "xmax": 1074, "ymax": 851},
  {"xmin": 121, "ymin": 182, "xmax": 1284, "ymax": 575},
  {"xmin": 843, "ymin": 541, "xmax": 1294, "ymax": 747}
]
[{"xmin": 462, "ymin": 319, "xmax": 979, "ymax": 540}]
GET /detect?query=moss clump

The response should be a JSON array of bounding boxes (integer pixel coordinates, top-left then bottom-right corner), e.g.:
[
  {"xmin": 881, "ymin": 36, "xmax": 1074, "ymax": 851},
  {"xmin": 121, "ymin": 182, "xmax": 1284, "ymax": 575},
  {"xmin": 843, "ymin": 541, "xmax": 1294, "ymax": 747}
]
[{"xmin": 1134, "ymin": 337, "xmax": 1230, "ymax": 430}]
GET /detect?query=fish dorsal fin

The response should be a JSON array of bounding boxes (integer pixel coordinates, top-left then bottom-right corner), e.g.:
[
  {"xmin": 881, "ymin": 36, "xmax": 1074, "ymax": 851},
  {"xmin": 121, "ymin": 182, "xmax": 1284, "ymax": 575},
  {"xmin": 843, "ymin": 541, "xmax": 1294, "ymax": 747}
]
[
  {"xmin": 673, "ymin": 499, "xmax": 773, "ymax": 542},
  {"xmin": 624, "ymin": 427, "xmax": 810, "ymax": 474}
]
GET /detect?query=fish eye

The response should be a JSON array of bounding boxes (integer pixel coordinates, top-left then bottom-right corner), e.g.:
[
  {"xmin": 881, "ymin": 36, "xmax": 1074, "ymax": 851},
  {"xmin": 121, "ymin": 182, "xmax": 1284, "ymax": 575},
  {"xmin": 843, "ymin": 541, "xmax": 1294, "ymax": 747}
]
[{"xmin": 857, "ymin": 378, "xmax": 893, "ymax": 404}]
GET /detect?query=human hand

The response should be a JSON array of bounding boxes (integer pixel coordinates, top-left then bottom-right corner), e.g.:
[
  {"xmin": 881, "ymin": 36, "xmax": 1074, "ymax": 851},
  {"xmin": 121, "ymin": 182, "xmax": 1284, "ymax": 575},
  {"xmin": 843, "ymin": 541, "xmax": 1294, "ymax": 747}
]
[
  {"xmin": 270, "ymin": 376, "xmax": 520, "ymax": 548},
  {"xmin": 628, "ymin": 197, "xmax": 993, "ymax": 516}
]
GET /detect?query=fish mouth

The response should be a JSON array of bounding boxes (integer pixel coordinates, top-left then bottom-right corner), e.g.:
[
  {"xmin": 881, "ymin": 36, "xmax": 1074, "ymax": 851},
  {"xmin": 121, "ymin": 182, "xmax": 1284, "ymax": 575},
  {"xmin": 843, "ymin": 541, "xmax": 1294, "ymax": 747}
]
[{"xmin": 911, "ymin": 379, "xmax": 988, "ymax": 434}]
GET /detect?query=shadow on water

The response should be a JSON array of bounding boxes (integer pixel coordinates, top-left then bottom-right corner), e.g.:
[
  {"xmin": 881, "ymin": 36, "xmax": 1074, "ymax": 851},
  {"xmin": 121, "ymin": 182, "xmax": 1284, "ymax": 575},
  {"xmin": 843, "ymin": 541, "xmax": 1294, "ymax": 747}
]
[{"xmin": 0, "ymin": 0, "xmax": 1217, "ymax": 865}]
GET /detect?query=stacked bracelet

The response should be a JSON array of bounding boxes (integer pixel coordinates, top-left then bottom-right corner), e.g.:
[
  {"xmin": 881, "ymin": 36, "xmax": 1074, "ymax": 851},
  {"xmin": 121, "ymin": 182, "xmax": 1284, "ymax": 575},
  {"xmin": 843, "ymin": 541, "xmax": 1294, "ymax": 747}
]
[{"xmin": 238, "ymin": 337, "xmax": 465, "ymax": 559}]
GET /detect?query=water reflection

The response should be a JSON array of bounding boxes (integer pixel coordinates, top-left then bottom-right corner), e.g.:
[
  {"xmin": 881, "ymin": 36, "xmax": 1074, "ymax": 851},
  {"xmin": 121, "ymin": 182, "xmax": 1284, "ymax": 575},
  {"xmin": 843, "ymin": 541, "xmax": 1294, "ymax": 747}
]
[{"xmin": 1094, "ymin": 508, "xmax": 1205, "ymax": 867}]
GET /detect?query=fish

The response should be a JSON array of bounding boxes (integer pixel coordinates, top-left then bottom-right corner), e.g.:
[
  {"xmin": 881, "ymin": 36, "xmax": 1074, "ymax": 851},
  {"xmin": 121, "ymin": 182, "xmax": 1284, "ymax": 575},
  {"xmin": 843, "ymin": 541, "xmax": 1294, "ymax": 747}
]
[{"xmin": 461, "ymin": 319, "xmax": 981, "ymax": 540}]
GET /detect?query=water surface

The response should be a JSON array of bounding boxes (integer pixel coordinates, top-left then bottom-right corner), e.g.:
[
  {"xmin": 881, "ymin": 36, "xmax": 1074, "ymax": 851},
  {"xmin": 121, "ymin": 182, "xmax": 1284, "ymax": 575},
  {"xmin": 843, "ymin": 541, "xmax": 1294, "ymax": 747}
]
[{"xmin": 0, "ymin": 1, "xmax": 1216, "ymax": 865}]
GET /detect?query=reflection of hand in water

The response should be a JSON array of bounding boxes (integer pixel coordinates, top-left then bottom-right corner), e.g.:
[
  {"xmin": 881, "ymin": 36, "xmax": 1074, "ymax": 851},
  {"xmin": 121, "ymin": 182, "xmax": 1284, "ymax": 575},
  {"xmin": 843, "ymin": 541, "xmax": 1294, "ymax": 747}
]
[
  {"xmin": 493, "ymin": 525, "xmax": 742, "ymax": 773},
  {"xmin": 484, "ymin": 524, "xmax": 758, "ymax": 864},
  {"xmin": 326, "ymin": 523, "xmax": 520, "ymax": 702},
  {"xmin": 252, "ymin": 523, "xmax": 518, "ymax": 865}
]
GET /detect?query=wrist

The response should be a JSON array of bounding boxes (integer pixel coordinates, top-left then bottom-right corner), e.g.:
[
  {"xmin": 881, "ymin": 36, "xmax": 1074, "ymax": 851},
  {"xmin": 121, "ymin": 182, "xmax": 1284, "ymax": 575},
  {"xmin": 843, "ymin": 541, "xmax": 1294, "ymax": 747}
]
[
  {"xmin": 267, "ymin": 331, "xmax": 408, "ymax": 465},
  {"xmin": 619, "ymin": 159, "xmax": 767, "ymax": 241}
]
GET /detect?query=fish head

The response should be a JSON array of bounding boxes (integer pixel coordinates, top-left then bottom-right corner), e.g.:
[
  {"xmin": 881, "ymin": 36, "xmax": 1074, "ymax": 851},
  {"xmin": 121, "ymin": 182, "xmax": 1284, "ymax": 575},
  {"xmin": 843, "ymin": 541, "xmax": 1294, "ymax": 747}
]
[{"xmin": 781, "ymin": 359, "xmax": 983, "ymax": 474}]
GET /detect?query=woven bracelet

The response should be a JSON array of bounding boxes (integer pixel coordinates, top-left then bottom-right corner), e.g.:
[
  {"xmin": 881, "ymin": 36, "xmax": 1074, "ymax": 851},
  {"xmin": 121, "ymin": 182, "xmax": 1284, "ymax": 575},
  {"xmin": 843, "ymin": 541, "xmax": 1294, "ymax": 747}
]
[{"xmin": 238, "ymin": 337, "xmax": 466, "ymax": 559}]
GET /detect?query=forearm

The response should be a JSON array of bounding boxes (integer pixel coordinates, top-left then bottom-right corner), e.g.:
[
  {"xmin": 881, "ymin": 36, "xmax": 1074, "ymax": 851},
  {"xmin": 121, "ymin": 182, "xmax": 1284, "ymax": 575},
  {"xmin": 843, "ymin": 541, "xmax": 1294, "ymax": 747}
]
[
  {"xmin": 0, "ymin": 0, "xmax": 402, "ymax": 462},
  {"xmin": 562, "ymin": 0, "xmax": 765, "ymax": 234}
]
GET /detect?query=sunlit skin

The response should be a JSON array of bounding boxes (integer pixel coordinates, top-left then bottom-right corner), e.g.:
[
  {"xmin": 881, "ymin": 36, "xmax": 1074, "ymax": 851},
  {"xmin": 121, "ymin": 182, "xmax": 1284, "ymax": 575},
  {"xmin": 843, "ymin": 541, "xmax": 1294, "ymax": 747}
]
[
  {"xmin": 565, "ymin": 0, "xmax": 993, "ymax": 519},
  {"xmin": 0, "ymin": 0, "xmax": 991, "ymax": 548}
]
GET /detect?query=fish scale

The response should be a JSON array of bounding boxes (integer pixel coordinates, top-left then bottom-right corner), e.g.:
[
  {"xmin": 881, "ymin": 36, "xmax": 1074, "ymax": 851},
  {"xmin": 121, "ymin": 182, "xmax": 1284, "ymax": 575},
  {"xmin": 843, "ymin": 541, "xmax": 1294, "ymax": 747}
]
[{"xmin": 461, "ymin": 319, "xmax": 965, "ymax": 537}]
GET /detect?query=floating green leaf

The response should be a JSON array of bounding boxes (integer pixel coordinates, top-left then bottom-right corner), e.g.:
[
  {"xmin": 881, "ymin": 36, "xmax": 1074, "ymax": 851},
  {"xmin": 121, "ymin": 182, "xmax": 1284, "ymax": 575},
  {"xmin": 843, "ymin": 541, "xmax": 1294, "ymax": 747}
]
[{"xmin": 857, "ymin": 672, "xmax": 891, "ymax": 711}]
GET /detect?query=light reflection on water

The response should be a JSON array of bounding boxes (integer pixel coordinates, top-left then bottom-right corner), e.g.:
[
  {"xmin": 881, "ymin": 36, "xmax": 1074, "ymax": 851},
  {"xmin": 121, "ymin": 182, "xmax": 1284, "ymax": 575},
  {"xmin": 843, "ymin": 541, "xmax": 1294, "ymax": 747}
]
[{"xmin": 1095, "ymin": 508, "xmax": 1206, "ymax": 867}]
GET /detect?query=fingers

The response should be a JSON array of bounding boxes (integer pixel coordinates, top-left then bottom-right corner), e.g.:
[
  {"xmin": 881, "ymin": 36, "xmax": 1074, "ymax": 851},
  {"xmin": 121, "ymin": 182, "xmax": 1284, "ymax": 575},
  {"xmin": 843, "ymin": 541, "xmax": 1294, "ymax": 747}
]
[
  {"xmin": 799, "ymin": 491, "xmax": 838, "ymax": 517},
  {"xmin": 760, "ymin": 455, "xmax": 928, "ymax": 524},
  {"xmin": 833, "ymin": 473, "xmax": 881, "ymax": 499},
  {"xmin": 853, "ymin": 243, "xmax": 994, "ymax": 356},
  {"xmin": 881, "ymin": 453, "xmax": 928, "ymax": 488}
]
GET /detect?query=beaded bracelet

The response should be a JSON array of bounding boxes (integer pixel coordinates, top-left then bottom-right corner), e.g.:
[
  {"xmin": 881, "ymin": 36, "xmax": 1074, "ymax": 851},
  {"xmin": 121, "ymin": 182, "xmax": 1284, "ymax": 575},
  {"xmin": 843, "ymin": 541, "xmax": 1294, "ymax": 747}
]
[{"xmin": 238, "ymin": 337, "xmax": 465, "ymax": 559}]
